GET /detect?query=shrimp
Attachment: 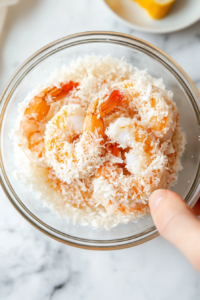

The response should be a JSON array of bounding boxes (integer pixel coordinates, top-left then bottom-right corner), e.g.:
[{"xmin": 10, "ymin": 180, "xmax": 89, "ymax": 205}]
[
  {"xmin": 45, "ymin": 88, "xmax": 125, "ymax": 184},
  {"xmin": 20, "ymin": 81, "xmax": 79, "ymax": 159},
  {"xmin": 93, "ymin": 117, "xmax": 168, "ymax": 214},
  {"xmin": 91, "ymin": 80, "xmax": 179, "ymax": 215},
  {"xmin": 117, "ymin": 80, "xmax": 178, "ymax": 141}
]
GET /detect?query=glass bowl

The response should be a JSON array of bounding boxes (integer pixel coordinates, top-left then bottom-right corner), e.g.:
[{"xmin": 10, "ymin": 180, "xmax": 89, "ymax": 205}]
[{"xmin": 0, "ymin": 32, "xmax": 200, "ymax": 250}]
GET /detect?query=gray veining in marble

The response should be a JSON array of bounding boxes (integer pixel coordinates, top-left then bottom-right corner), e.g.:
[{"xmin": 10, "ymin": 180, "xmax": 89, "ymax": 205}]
[{"xmin": 0, "ymin": 0, "xmax": 200, "ymax": 299}]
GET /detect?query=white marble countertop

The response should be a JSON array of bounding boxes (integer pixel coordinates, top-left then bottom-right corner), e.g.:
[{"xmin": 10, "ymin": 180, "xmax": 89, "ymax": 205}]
[{"xmin": 0, "ymin": 0, "xmax": 200, "ymax": 299}]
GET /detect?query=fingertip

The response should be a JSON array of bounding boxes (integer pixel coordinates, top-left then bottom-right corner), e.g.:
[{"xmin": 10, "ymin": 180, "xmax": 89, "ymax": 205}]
[
  {"xmin": 149, "ymin": 189, "xmax": 167, "ymax": 212},
  {"xmin": 149, "ymin": 189, "xmax": 200, "ymax": 271},
  {"xmin": 149, "ymin": 189, "xmax": 187, "ymax": 215},
  {"xmin": 149, "ymin": 189, "xmax": 193, "ymax": 241},
  {"xmin": 149, "ymin": 189, "xmax": 190, "ymax": 236}
]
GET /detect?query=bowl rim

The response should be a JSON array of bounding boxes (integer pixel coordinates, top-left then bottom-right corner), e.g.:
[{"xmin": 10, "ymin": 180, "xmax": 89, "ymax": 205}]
[{"xmin": 0, "ymin": 31, "xmax": 200, "ymax": 250}]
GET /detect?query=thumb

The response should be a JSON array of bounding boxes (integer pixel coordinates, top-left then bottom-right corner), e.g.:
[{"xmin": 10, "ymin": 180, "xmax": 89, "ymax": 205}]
[{"xmin": 149, "ymin": 189, "xmax": 200, "ymax": 272}]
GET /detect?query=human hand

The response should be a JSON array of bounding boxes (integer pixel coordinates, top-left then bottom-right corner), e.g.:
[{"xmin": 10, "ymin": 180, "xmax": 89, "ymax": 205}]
[{"xmin": 149, "ymin": 190, "xmax": 200, "ymax": 272}]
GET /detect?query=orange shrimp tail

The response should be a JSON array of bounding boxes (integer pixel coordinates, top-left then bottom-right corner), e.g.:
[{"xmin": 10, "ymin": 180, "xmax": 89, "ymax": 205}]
[
  {"xmin": 24, "ymin": 81, "xmax": 79, "ymax": 122},
  {"xmin": 48, "ymin": 81, "xmax": 79, "ymax": 101},
  {"xmin": 99, "ymin": 88, "xmax": 124, "ymax": 117},
  {"xmin": 83, "ymin": 114, "xmax": 104, "ymax": 138},
  {"xmin": 24, "ymin": 97, "xmax": 50, "ymax": 122}
]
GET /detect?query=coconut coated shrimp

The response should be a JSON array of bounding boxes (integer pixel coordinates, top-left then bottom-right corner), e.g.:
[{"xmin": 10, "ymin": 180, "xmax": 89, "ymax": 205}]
[
  {"xmin": 93, "ymin": 117, "xmax": 168, "ymax": 214},
  {"xmin": 45, "ymin": 88, "xmax": 124, "ymax": 184},
  {"xmin": 120, "ymin": 80, "xmax": 178, "ymax": 141},
  {"xmin": 20, "ymin": 81, "xmax": 79, "ymax": 159},
  {"xmin": 15, "ymin": 56, "xmax": 185, "ymax": 229},
  {"xmin": 91, "ymin": 80, "xmax": 179, "ymax": 215}
]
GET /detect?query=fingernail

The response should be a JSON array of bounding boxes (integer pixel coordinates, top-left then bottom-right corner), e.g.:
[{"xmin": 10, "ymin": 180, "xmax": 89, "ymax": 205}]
[{"xmin": 149, "ymin": 190, "xmax": 167, "ymax": 211}]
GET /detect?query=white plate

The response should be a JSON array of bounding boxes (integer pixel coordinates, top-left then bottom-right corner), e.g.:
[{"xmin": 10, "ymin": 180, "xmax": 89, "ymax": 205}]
[{"xmin": 104, "ymin": 0, "xmax": 200, "ymax": 34}]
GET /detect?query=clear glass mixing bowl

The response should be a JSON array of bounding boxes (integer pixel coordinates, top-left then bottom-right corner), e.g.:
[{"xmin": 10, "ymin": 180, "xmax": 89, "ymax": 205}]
[{"xmin": 0, "ymin": 32, "xmax": 200, "ymax": 250}]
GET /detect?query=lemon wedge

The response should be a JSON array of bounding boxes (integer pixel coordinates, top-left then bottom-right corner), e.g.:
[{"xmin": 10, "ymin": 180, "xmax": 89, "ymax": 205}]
[{"xmin": 133, "ymin": 0, "xmax": 175, "ymax": 19}]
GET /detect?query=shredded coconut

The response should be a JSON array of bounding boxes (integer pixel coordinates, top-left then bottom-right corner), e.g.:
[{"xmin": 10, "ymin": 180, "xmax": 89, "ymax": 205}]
[{"xmin": 12, "ymin": 55, "xmax": 185, "ymax": 229}]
